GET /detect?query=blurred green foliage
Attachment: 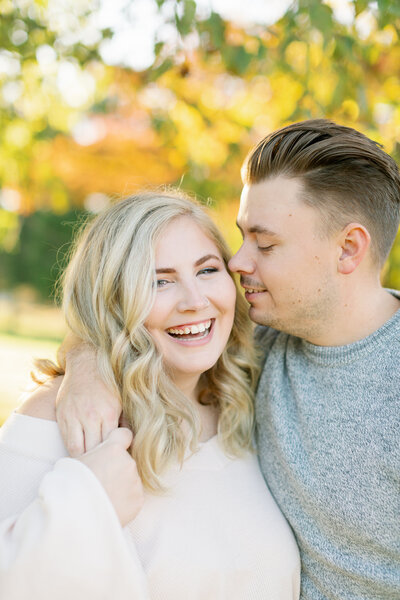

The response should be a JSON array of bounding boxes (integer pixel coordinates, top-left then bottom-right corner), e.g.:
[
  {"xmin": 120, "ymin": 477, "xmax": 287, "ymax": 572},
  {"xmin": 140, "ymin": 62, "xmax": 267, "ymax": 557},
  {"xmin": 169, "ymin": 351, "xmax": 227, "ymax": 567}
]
[
  {"xmin": 0, "ymin": 209, "xmax": 88, "ymax": 300},
  {"xmin": 1, "ymin": 0, "xmax": 400, "ymax": 298}
]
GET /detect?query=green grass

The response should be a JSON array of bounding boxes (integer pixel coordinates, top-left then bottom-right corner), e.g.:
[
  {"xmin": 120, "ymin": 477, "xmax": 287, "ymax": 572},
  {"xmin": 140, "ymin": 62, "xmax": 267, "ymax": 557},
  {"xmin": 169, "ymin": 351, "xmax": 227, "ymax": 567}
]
[
  {"xmin": 0, "ymin": 299, "xmax": 65, "ymax": 343},
  {"xmin": 0, "ymin": 332, "xmax": 60, "ymax": 426}
]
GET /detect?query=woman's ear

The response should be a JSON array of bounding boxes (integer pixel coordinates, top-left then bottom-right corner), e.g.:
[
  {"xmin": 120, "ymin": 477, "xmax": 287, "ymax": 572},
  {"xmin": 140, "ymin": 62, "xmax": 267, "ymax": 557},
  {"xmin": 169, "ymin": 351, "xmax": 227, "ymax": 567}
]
[{"xmin": 337, "ymin": 223, "xmax": 371, "ymax": 275}]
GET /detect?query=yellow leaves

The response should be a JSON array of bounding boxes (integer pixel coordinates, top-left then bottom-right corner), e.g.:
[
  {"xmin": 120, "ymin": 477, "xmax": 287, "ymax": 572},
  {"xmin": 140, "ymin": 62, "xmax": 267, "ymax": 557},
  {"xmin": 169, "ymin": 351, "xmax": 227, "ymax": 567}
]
[
  {"xmin": 50, "ymin": 186, "xmax": 69, "ymax": 214},
  {"xmin": 4, "ymin": 121, "xmax": 31, "ymax": 149},
  {"xmin": 47, "ymin": 135, "xmax": 181, "ymax": 199},
  {"xmin": 200, "ymin": 87, "xmax": 226, "ymax": 112},
  {"xmin": 285, "ymin": 39, "xmax": 327, "ymax": 76},
  {"xmin": 167, "ymin": 149, "xmax": 186, "ymax": 169},
  {"xmin": 214, "ymin": 120, "xmax": 242, "ymax": 144},
  {"xmin": 47, "ymin": 103, "xmax": 74, "ymax": 133},
  {"xmin": 374, "ymin": 25, "xmax": 398, "ymax": 47},
  {"xmin": 285, "ymin": 41, "xmax": 308, "ymax": 75},
  {"xmin": 340, "ymin": 99, "xmax": 360, "ymax": 121},
  {"xmin": 212, "ymin": 199, "xmax": 242, "ymax": 254},
  {"xmin": 225, "ymin": 78, "xmax": 271, "ymax": 127},
  {"xmin": 170, "ymin": 100, "xmax": 203, "ymax": 132},
  {"xmin": 244, "ymin": 38, "xmax": 259, "ymax": 54},
  {"xmin": 268, "ymin": 74, "xmax": 303, "ymax": 121},
  {"xmin": 170, "ymin": 101, "xmax": 228, "ymax": 167},
  {"xmin": 309, "ymin": 43, "xmax": 323, "ymax": 69},
  {"xmin": 2, "ymin": 0, "xmax": 400, "ymax": 222},
  {"xmin": 187, "ymin": 130, "xmax": 228, "ymax": 167},
  {"xmin": 0, "ymin": 208, "xmax": 19, "ymax": 252},
  {"xmin": 0, "ymin": 0, "xmax": 13, "ymax": 15},
  {"xmin": 383, "ymin": 77, "xmax": 400, "ymax": 102},
  {"xmin": 19, "ymin": 90, "xmax": 50, "ymax": 121},
  {"xmin": 309, "ymin": 71, "xmax": 337, "ymax": 105}
]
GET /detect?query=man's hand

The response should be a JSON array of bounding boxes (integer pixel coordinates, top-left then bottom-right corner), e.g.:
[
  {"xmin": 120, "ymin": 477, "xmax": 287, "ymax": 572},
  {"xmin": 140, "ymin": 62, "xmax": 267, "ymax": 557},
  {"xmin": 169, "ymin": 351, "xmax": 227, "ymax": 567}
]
[
  {"xmin": 78, "ymin": 428, "xmax": 144, "ymax": 527},
  {"xmin": 56, "ymin": 342, "xmax": 121, "ymax": 457}
]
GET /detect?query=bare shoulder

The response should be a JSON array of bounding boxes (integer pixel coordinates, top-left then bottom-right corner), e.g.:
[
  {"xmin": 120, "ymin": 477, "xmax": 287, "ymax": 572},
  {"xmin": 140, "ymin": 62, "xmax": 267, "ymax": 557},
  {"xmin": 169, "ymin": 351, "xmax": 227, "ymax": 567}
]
[{"xmin": 16, "ymin": 376, "xmax": 64, "ymax": 421}]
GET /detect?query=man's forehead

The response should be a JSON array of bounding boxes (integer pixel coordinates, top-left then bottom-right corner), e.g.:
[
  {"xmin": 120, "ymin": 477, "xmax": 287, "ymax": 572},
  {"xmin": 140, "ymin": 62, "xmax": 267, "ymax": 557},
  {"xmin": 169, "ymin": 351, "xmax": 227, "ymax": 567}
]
[
  {"xmin": 237, "ymin": 183, "xmax": 272, "ymax": 227},
  {"xmin": 237, "ymin": 177, "xmax": 313, "ymax": 234}
]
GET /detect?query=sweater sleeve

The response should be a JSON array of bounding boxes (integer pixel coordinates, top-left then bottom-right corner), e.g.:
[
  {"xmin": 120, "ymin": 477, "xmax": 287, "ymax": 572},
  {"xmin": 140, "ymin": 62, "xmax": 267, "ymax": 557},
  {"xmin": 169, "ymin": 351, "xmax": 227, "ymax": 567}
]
[{"xmin": 0, "ymin": 414, "xmax": 149, "ymax": 600}]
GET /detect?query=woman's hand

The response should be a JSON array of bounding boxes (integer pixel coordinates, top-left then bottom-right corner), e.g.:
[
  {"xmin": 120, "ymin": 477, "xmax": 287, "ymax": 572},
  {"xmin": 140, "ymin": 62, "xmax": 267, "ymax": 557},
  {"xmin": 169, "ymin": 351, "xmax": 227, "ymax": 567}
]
[
  {"xmin": 79, "ymin": 428, "xmax": 144, "ymax": 527},
  {"xmin": 56, "ymin": 343, "xmax": 121, "ymax": 456}
]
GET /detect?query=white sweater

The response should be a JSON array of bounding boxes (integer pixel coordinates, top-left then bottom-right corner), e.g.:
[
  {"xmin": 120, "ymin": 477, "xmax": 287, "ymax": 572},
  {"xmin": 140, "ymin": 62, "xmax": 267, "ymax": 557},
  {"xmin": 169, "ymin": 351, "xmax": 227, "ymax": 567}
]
[{"xmin": 0, "ymin": 413, "xmax": 300, "ymax": 600}]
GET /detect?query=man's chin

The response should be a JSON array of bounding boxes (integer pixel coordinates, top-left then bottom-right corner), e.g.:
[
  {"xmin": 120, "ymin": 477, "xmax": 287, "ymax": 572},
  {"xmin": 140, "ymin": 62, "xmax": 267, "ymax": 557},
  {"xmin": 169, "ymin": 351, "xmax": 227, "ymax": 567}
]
[{"xmin": 248, "ymin": 305, "xmax": 275, "ymax": 327}]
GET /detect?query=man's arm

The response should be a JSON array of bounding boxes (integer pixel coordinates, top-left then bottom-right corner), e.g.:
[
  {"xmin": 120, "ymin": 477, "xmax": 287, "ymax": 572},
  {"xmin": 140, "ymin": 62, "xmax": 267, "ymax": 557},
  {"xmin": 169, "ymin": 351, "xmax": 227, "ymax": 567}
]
[
  {"xmin": 17, "ymin": 377, "xmax": 143, "ymax": 527},
  {"xmin": 0, "ymin": 382, "xmax": 147, "ymax": 599},
  {"xmin": 55, "ymin": 337, "xmax": 121, "ymax": 456}
]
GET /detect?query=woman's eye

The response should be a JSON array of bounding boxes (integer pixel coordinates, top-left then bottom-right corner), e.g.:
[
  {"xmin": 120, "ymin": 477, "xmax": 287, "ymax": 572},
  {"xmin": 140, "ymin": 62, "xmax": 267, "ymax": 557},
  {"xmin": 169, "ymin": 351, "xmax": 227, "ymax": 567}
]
[
  {"xmin": 156, "ymin": 279, "xmax": 170, "ymax": 288},
  {"xmin": 198, "ymin": 267, "xmax": 218, "ymax": 275}
]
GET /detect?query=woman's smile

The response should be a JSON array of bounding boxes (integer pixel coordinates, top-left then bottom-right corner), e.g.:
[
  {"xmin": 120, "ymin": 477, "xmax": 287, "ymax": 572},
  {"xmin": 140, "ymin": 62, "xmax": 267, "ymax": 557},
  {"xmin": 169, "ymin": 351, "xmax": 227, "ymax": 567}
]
[
  {"xmin": 165, "ymin": 318, "xmax": 215, "ymax": 344},
  {"xmin": 145, "ymin": 216, "xmax": 236, "ymax": 385}
]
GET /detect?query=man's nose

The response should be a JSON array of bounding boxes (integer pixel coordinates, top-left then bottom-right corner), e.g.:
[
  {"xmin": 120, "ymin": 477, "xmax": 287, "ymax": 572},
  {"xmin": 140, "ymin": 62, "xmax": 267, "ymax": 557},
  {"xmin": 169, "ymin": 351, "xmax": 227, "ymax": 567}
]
[
  {"xmin": 177, "ymin": 282, "xmax": 210, "ymax": 312},
  {"xmin": 228, "ymin": 244, "xmax": 255, "ymax": 274}
]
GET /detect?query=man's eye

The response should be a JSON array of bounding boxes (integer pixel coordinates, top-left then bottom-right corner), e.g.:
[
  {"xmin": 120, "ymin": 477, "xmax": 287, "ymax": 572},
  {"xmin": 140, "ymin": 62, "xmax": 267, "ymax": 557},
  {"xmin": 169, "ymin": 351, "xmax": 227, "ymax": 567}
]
[{"xmin": 257, "ymin": 245, "xmax": 275, "ymax": 253}]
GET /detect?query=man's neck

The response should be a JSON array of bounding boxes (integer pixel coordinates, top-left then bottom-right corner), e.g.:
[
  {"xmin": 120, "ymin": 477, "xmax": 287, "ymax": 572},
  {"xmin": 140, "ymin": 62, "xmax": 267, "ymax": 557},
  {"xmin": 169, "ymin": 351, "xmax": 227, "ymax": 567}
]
[{"xmin": 305, "ymin": 286, "xmax": 400, "ymax": 347}]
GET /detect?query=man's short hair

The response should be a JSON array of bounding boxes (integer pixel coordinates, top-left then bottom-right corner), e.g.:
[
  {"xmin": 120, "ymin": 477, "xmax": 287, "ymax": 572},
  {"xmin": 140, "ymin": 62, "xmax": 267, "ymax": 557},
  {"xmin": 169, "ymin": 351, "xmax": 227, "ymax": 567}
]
[{"xmin": 242, "ymin": 119, "xmax": 400, "ymax": 265}]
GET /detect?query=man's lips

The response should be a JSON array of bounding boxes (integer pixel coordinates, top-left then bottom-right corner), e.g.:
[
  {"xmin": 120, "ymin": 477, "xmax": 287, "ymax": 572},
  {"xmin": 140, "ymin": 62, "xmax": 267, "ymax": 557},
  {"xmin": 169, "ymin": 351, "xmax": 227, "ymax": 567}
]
[
  {"xmin": 243, "ymin": 288, "xmax": 267, "ymax": 294},
  {"xmin": 240, "ymin": 279, "xmax": 267, "ymax": 294},
  {"xmin": 242, "ymin": 286, "xmax": 268, "ymax": 303}
]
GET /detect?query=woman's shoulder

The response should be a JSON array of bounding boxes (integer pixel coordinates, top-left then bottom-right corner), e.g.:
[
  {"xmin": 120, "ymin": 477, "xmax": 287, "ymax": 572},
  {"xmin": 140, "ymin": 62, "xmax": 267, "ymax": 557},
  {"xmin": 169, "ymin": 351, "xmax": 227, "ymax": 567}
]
[{"xmin": 16, "ymin": 376, "xmax": 64, "ymax": 422}]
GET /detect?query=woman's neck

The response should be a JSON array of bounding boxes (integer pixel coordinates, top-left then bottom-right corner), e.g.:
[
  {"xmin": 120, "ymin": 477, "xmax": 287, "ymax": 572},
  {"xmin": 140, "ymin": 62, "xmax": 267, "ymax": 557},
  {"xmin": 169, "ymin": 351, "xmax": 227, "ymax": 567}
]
[{"xmin": 174, "ymin": 373, "xmax": 219, "ymax": 442}]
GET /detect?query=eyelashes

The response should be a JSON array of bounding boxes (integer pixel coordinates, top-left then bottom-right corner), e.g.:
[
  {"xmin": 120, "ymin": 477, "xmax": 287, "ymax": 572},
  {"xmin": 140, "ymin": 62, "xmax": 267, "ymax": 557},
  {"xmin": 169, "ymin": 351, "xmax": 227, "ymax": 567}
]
[
  {"xmin": 155, "ymin": 267, "xmax": 220, "ymax": 288},
  {"xmin": 198, "ymin": 267, "xmax": 218, "ymax": 275}
]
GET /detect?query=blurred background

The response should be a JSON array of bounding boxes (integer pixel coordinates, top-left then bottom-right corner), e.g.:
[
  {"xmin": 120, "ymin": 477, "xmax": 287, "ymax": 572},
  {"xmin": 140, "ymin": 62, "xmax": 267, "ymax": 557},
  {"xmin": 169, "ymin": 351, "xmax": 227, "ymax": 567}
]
[{"xmin": 1, "ymin": 0, "xmax": 400, "ymax": 423}]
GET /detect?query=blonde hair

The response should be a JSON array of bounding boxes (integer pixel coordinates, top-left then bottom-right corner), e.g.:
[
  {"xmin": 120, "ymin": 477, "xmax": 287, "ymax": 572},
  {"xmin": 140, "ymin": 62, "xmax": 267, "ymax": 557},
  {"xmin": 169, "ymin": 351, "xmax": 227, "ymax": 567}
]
[{"xmin": 39, "ymin": 190, "xmax": 258, "ymax": 491}]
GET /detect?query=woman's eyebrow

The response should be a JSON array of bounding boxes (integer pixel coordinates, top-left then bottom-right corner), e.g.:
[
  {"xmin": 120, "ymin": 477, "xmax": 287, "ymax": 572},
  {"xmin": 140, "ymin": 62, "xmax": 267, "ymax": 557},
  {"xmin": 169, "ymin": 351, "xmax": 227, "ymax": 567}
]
[
  {"xmin": 155, "ymin": 254, "xmax": 221, "ymax": 274},
  {"xmin": 194, "ymin": 254, "xmax": 222, "ymax": 266},
  {"xmin": 155, "ymin": 267, "xmax": 176, "ymax": 274}
]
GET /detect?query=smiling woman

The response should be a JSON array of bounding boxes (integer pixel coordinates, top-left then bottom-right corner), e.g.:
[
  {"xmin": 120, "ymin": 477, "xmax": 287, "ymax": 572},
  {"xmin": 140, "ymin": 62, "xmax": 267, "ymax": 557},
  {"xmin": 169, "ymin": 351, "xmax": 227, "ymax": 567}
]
[
  {"xmin": 146, "ymin": 216, "xmax": 236, "ymax": 398},
  {"xmin": 55, "ymin": 192, "xmax": 256, "ymax": 490},
  {"xmin": 0, "ymin": 190, "xmax": 300, "ymax": 600}
]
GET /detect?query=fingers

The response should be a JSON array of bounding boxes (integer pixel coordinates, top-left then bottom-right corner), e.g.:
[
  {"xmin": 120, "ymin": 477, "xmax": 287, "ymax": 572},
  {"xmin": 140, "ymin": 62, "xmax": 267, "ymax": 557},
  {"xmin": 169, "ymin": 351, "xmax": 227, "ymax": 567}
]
[
  {"xmin": 101, "ymin": 413, "xmax": 121, "ymax": 444},
  {"xmin": 106, "ymin": 427, "xmax": 133, "ymax": 449},
  {"xmin": 83, "ymin": 423, "xmax": 103, "ymax": 454},
  {"xmin": 64, "ymin": 419, "xmax": 85, "ymax": 457}
]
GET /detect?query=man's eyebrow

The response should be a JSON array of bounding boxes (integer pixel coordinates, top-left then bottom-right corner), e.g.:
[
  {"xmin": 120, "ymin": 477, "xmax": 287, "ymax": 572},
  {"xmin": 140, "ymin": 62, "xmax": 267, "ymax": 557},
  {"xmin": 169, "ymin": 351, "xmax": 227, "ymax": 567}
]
[
  {"xmin": 249, "ymin": 225, "xmax": 279, "ymax": 236},
  {"xmin": 236, "ymin": 221, "xmax": 278, "ymax": 237},
  {"xmin": 155, "ymin": 254, "xmax": 221, "ymax": 274}
]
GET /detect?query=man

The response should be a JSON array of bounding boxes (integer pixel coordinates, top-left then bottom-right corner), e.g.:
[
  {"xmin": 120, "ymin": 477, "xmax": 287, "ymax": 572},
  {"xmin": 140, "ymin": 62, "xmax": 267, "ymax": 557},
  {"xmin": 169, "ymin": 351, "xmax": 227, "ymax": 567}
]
[
  {"xmin": 57, "ymin": 120, "xmax": 400, "ymax": 599},
  {"xmin": 226, "ymin": 119, "xmax": 400, "ymax": 599}
]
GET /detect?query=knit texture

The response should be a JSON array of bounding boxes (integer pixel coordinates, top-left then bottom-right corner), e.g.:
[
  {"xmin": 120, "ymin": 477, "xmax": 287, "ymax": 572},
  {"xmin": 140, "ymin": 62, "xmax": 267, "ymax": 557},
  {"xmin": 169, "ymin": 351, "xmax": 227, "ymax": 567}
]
[{"xmin": 255, "ymin": 293, "xmax": 400, "ymax": 600}]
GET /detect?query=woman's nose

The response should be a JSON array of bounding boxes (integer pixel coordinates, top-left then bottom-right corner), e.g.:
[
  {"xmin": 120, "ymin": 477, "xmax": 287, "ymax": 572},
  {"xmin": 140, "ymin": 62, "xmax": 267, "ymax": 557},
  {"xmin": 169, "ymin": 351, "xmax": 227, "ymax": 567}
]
[{"xmin": 177, "ymin": 283, "xmax": 210, "ymax": 312}]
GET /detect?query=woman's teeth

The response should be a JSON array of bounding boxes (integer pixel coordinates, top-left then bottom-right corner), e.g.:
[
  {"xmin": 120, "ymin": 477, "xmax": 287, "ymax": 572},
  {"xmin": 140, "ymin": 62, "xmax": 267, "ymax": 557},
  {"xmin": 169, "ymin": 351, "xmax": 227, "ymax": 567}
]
[{"xmin": 167, "ymin": 319, "xmax": 212, "ymax": 336}]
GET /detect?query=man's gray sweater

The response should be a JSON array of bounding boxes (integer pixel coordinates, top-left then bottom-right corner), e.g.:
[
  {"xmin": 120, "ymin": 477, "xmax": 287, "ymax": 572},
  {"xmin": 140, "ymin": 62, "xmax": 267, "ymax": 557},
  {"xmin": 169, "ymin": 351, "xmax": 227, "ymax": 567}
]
[{"xmin": 255, "ymin": 299, "xmax": 400, "ymax": 600}]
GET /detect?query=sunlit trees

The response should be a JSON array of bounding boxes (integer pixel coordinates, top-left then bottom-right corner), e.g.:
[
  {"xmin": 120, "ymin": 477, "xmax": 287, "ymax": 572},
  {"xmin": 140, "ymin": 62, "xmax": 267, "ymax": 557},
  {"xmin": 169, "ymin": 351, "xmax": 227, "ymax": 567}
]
[{"xmin": 1, "ymin": 0, "xmax": 400, "ymax": 296}]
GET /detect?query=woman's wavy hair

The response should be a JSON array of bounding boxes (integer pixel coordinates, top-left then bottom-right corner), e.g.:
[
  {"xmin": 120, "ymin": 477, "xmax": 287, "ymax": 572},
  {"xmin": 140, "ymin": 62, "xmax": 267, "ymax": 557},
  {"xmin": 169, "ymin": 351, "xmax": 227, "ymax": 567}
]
[{"xmin": 38, "ymin": 190, "xmax": 258, "ymax": 492}]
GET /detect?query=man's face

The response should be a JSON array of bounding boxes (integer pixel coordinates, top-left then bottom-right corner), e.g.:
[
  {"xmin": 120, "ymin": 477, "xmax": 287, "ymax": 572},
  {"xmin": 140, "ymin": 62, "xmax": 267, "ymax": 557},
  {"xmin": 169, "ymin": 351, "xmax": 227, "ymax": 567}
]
[{"xmin": 228, "ymin": 176, "xmax": 340, "ymax": 340}]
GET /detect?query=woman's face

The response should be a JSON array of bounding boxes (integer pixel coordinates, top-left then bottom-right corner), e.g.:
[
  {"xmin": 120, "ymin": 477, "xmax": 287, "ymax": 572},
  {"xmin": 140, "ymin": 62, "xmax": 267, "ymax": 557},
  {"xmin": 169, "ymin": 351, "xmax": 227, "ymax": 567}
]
[{"xmin": 145, "ymin": 216, "xmax": 236, "ymax": 390}]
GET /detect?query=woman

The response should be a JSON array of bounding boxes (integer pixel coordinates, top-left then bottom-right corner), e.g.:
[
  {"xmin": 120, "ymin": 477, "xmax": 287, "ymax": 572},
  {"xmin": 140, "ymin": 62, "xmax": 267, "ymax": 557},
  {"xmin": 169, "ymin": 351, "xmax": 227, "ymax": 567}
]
[{"xmin": 0, "ymin": 191, "xmax": 300, "ymax": 599}]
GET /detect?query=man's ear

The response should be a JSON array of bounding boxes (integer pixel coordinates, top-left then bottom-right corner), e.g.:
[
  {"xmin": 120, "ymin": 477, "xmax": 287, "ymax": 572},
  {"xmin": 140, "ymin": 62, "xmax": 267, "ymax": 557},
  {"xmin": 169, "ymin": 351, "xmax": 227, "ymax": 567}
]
[{"xmin": 337, "ymin": 223, "xmax": 371, "ymax": 275}]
